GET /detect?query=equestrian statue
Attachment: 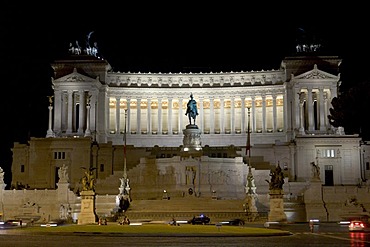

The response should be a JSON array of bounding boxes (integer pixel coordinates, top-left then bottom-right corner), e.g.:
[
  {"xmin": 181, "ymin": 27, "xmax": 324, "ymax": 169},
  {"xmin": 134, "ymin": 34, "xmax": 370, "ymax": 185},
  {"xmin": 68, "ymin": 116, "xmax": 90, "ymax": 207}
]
[{"xmin": 185, "ymin": 93, "xmax": 198, "ymax": 125}]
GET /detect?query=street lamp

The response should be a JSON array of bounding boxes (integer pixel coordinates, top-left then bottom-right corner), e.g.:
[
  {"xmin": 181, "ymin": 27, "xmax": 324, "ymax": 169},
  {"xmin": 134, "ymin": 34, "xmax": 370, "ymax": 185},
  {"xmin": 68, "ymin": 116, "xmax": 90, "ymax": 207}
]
[
  {"xmin": 246, "ymin": 107, "xmax": 251, "ymax": 161},
  {"xmin": 123, "ymin": 109, "xmax": 127, "ymax": 179}
]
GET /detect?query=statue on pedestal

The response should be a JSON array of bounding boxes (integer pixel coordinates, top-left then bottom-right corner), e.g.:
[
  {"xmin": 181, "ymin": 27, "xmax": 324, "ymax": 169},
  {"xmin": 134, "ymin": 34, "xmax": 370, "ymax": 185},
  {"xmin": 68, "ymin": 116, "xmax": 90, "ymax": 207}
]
[
  {"xmin": 58, "ymin": 164, "xmax": 69, "ymax": 182},
  {"xmin": 185, "ymin": 93, "xmax": 198, "ymax": 125},
  {"xmin": 266, "ymin": 163, "xmax": 284, "ymax": 190},
  {"xmin": 80, "ymin": 167, "xmax": 97, "ymax": 191},
  {"xmin": 0, "ymin": 167, "xmax": 4, "ymax": 183},
  {"xmin": 119, "ymin": 177, "xmax": 131, "ymax": 196},
  {"xmin": 311, "ymin": 161, "xmax": 320, "ymax": 180},
  {"xmin": 246, "ymin": 166, "xmax": 256, "ymax": 195}
]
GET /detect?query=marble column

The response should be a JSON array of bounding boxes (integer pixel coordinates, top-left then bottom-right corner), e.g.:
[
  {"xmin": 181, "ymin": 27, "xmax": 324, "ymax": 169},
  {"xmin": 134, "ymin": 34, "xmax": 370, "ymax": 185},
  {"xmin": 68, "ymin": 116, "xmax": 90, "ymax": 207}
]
[
  {"xmin": 299, "ymin": 101, "xmax": 305, "ymax": 135},
  {"xmin": 220, "ymin": 98, "xmax": 224, "ymax": 134},
  {"xmin": 262, "ymin": 94, "xmax": 266, "ymax": 133},
  {"xmin": 294, "ymin": 90, "xmax": 300, "ymax": 131},
  {"xmin": 168, "ymin": 98, "xmax": 173, "ymax": 135},
  {"xmin": 324, "ymin": 95, "xmax": 329, "ymax": 130},
  {"xmin": 137, "ymin": 98, "xmax": 141, "ymax": 135},
  {"xmin": 78, "ymin": 90, "xmax": 85, "ymax": 134},
  {"xmin": 54, "ymin": 90, "xmax": 62, "ymax": 134},
  {"xmin": 158, "ymin": 98, "xmax": 162, "ymax": 134},
  {"xmin": 319, "ymin": 87, "xmax": 326, "ymax": 131},
  {"xmin": 66, "ymin": 90, "xmax": 73, "ymax": 134},
  {"xmin": 199, "ymin": 97, "xmax": 204, "ymax": 132},
  {"xmin": 147, "ymin": 99, "xmax": 151, "ymax": 134},
  {"xmin": 179, "ymin": 98, "xmax": 183, "ymax": 131},
  {"xmin": 127, "ymin": 98, "xmax": 131, "ymax": 133},
  {"xmin": 272, "ymin": 94, "xmax": 277, "ymax": 132},
  {"xmin": 307, "ymin": 88, "xmax": 314, "ymax": 131},
  {"xmin": 89, "ymin": 93, "xmax": 96, "ymax": 133},
  {"xmin": 251, "ymin": 96, "xmax": 256, "ymax": 133},
  {"xmin": 46, "ymin": 104, "xmax": 55, "ymax": 138},
  {"xmin": 241, "ymin": 97, "xmax": 245, "ymax": 133},
  {"xmin": 115, "ymin": 97, "xmax": 121, "ymax": 134},
  {"xmin": 84, "ymin": 103, "xmax": 91, "ymax": 137},
  {"xmin": 210, "ymin": 97, "xmax": 214, "ymax": 134},
  {"xmin": 231, "ymin": 98, "xmax": 235, "ymax": 133}
]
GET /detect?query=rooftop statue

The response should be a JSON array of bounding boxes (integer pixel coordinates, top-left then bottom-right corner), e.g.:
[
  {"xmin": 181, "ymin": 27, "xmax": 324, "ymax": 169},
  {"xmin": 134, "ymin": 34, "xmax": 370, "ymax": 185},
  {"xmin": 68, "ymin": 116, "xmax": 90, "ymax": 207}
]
[{"xmin": 68, "ymin": 31, "xmax": 98, "ymax": 57}]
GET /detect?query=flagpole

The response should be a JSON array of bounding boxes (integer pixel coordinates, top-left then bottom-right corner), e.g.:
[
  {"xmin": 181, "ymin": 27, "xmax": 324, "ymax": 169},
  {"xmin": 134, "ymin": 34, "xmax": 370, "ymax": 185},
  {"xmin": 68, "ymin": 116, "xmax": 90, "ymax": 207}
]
[
  {"xmin": 246, "ymin": 107, "xmax": 251, "ymax": 165},
  {"xmin": 123, "ymin": 109, "xmax": 127, "ymax": 179}
]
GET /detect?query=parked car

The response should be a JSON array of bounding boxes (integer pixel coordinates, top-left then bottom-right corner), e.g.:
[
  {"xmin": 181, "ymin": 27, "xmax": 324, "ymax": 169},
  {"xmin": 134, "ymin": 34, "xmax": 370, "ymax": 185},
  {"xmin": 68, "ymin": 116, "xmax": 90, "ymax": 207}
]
[
  {"xmin": 0, "ymin": 220, "xmax": 24, "ymax": 228},
  {"xmin": 188, "ymin": 215, "xmax": 211, "ymax": 225},
  {"xmin": 220, "ymin": 218, "xmax": 245, "ymax": 226},
  {"xmin": 349, "ymin": 220, "xmax": 367, "ymax": 232}
]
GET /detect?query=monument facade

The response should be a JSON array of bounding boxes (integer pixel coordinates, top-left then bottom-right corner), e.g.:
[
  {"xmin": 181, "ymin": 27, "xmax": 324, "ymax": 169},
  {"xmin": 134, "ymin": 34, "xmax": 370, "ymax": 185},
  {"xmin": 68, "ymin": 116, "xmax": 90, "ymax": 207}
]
[{"xmin": 6, "ymin": 39, "xmax": 370, "ymax": 223}]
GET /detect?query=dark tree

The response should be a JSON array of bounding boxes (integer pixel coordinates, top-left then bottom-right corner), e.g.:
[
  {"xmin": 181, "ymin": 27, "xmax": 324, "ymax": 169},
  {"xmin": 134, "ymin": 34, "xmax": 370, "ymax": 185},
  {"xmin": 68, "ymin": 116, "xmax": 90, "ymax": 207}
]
[{"xmin": 328, "ymin": 79, "xmax": 370, "ymax": 140}]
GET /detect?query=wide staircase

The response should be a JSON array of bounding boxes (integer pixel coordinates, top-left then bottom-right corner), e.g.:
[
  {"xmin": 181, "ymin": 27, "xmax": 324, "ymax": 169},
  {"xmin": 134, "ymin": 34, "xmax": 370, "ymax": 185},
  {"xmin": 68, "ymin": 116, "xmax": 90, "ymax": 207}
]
[{"xmin": 122, "ymin": 196, "xmax": 268, "ymax": 223}]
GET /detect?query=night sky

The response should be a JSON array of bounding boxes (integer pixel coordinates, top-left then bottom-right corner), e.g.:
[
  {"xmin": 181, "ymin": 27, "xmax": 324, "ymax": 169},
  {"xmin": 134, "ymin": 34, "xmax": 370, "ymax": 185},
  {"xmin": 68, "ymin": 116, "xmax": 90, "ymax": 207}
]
[{"xmin": 0, "ymin": 3, "xmax": 369, "ymax": 185}]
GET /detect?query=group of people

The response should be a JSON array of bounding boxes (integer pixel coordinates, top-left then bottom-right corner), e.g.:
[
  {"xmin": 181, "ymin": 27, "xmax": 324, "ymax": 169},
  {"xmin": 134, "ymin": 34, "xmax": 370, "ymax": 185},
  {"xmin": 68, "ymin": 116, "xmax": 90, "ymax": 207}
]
[
  {"xmin": 98, "ymin": 218, "xmax": 108, "ymax": 225},
  {"xmin": 169, "ymin": 217, "xmax": 180, "ymax": 226},
  {"xmin": 119, "ymin": 215, "xmax": 130, "ymax": 225}
]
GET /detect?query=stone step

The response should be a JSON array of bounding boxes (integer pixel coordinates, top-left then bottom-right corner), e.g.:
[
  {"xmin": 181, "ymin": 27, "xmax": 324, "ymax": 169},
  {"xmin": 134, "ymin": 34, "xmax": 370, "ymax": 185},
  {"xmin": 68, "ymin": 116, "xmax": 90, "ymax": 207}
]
[{"xmin": 129, "ymin": 198, "xmax": 244, "ymax": 212}]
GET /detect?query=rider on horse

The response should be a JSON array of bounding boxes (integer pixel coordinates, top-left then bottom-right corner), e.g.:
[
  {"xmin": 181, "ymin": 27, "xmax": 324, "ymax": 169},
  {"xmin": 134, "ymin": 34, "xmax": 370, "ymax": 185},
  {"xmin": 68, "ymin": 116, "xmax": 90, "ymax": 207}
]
[{"xmin": 185, "ymin": 93, "xmax": 198, "ymax": 125}]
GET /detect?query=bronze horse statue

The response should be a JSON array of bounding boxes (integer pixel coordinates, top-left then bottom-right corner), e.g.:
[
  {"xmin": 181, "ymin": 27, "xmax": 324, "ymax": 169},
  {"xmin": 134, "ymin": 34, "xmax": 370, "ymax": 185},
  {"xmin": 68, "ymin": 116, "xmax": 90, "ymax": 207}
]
[{"xmin": 185, "ymin": 93, "xmax": 198, "ymax": 125}]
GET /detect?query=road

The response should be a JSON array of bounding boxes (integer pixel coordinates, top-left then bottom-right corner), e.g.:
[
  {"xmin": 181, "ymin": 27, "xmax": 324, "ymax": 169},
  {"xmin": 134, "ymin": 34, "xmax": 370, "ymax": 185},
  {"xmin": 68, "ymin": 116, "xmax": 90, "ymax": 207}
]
[{"xmin": 0, "ymin": 222, "xmax": 369, "ymax": 246}]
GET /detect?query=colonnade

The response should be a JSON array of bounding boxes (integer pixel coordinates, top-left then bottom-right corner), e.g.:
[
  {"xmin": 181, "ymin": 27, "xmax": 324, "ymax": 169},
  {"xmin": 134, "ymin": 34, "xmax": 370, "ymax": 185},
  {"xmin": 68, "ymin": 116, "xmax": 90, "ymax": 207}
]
[
  {"xmin": 295, "ymin": 86, "xmax": 335, "ymax": 134},
  {"xmin": 107, "ymin": 94, "xmax": 285, "ymax": 136},
  {"xmin": 50, "ymin": 85, "xmax": 336, "ymax": 138}
]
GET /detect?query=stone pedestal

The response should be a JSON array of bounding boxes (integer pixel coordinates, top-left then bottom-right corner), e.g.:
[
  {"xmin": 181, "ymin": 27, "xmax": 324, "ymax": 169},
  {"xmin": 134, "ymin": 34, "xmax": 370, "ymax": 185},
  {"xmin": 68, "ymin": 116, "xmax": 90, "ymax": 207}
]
[
  {"xmin": 268, "ymin": 189, "xmax": 287, "ymax": 222},
  {"xmin": 245, "ymin": 194, "xmax": 258, "ymax": 213},
  {"xmin": 181, "ymin": 125, "xmax": 202, "ymax": 157},
  {"xmin": 304, "ymin": 181, "xmax": 327, "ymax": 221},
  {"xmin": 57, "ymin": 182, "xmax": 70, "ymax": 203},
  {"xmin": 78, "ymin": 190, "xmax": 97, "ymax": 225},
  {"xmin": 244, "ymin": 194, "xmax": 258, "ymax": 221}
]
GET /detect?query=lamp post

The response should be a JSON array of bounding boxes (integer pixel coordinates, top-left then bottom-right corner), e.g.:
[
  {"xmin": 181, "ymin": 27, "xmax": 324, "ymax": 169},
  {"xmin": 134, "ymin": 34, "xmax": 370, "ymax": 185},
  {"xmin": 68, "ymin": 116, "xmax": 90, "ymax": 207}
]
[
  {"xmin": 123, "ymin": 109, "xmax": 127, "ymax": 179},
  {"xmin": 246, "ymin": 107, "xmax": 255, "ymax": 194},
  {"xmin": 246, "ymin": 107, "xmax": 251, "ymax": 162},
  {"xmin": 117, "ymin": 108, "xmax": 131, "ymax": 209}
]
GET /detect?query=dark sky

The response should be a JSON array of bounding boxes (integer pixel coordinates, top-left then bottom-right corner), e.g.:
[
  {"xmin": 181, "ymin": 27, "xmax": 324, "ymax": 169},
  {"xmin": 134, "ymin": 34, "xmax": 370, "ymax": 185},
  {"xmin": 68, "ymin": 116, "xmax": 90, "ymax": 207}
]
[{"xmin": 0, "ymin": 3, "xmax": 369, "ymax": 183}]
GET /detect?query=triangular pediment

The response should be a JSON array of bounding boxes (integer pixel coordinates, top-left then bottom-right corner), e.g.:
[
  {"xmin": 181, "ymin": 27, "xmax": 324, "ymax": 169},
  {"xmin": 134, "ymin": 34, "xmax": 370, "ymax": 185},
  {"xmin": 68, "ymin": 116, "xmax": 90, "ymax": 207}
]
[
  {"xmin": 294, "ymin": 64, "xmax": 338, "ymax": 80},
  {"xmin": 54, "ymin": 68, "xmax": 98, "ymax": 83}
]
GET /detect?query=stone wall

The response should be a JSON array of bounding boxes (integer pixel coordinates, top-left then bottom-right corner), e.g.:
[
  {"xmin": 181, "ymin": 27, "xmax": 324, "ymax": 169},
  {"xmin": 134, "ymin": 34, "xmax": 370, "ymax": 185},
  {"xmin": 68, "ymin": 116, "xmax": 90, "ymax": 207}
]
[
  {"xmin": 304, "ymin": 182, "xmax": 370, "ymax": 222},
  {"xmin": 2, "ymin": 179, "xmax": 370, "ymax": 223}
]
